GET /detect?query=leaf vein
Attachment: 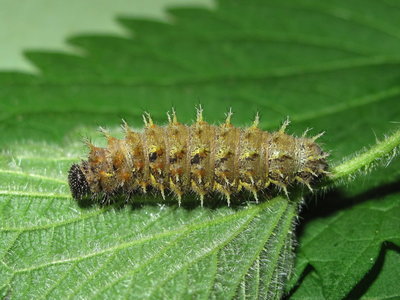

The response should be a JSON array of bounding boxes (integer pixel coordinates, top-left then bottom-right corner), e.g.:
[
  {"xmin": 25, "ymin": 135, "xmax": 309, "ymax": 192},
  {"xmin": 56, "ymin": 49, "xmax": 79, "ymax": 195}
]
[
  {"xmin": 0, "ymin": 169, "xmax": 67, "ymax": 185},
  {"xmin": 11, "ymin": 206, "xmax": 257, "ymax": 274}
]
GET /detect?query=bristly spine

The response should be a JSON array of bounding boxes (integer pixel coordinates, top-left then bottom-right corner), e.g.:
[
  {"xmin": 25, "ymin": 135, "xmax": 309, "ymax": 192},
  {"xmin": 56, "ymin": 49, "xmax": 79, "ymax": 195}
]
[{"xmin": 68, "ymin": 107, "xmax": 329, "ymax": 206}]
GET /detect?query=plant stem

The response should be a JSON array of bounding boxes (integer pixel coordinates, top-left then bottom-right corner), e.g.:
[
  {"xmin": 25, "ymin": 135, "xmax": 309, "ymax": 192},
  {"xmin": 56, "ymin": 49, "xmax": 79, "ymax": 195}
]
[{"xmin": 330, "ymin": 129, "xmax": 400, "ymax": 181}]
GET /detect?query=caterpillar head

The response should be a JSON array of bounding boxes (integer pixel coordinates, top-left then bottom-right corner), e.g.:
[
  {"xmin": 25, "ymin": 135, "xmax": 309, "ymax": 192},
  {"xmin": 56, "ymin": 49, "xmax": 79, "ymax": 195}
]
[{"xmin": 68, "ymin": 163, "xmax": 91, "ymax": 200}]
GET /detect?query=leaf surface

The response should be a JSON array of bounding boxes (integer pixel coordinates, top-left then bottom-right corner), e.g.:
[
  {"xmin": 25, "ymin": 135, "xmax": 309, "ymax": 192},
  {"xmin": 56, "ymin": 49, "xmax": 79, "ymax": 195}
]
[{"xmin": 1, "ymin": 0, "xmax": 400, "ymax": 298}]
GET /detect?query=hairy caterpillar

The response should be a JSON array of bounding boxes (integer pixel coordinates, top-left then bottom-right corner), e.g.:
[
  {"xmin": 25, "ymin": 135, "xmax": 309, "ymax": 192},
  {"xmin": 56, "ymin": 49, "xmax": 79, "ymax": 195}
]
[{"xmin": 68, "ymin": 108, "xmax": 329, "ymax": 206}]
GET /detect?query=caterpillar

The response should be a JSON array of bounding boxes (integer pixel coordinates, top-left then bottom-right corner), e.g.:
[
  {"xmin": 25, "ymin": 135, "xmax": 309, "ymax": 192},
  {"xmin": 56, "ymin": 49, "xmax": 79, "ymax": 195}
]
[{"xmin": 68, "ymin": 107, "xmax": 329, "ymax": 206}]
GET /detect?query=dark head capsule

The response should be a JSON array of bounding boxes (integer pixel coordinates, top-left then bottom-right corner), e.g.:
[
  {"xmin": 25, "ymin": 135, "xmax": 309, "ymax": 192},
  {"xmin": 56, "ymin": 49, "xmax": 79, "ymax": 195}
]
[{"xmin": 68, "ymin": 163, "xmax": 91, "ymax": 200}]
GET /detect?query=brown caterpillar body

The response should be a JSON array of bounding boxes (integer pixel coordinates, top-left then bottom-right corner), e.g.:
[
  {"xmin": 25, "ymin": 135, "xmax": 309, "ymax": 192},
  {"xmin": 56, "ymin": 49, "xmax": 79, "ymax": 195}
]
[{"xmin": 68, "ymin": 108, "xmax": 329, "ymax": 206}]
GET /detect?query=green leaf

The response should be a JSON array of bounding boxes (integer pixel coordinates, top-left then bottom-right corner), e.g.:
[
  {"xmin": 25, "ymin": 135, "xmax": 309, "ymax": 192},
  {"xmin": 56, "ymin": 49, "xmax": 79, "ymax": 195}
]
[
  {"xmin": 289, "ymin": 192, "xmax": 400, "ymax": 299},
  {"xmin": 362, "ymin": 245, "xmax": 400, "ymax": 299},
  {"xmin": 1, "ymin": 0, "xmax": 400, "ymax": 298}
]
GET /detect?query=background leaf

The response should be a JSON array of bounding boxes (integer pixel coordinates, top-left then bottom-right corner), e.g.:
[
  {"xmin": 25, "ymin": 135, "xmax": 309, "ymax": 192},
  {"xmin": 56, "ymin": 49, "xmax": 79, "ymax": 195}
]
[
  {"xmin": 1, "ymin": 0, "xmax": 400, "ymax": 299},
  {"xmin": 0, "ymin": 0, "xmax": 214, "ymax": 71}
]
